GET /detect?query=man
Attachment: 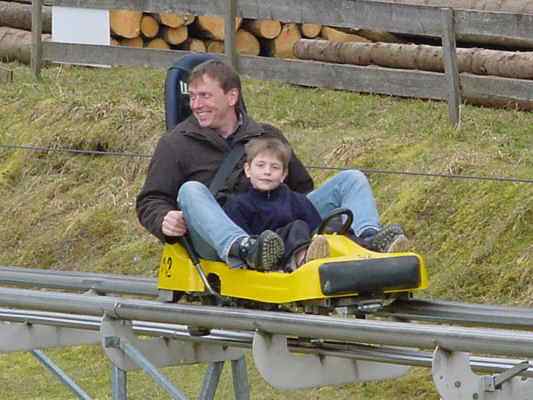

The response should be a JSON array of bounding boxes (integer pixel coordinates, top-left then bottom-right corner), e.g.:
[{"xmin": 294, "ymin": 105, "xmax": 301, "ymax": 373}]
[{"xmin": 136, "ymin": 59, "xmax": 408, "ymax": 271}]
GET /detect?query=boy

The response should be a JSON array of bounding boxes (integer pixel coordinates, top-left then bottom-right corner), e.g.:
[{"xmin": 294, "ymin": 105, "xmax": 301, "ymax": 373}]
[{"xmin": 223, "ymin": 137, "xmax": 329, "ymax": 270}]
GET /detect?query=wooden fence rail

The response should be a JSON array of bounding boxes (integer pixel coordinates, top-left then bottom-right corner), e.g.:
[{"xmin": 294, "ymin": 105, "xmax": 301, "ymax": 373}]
[{"xmin": 32, "ymin": 0, "xmax": 533, "ymax": 126}]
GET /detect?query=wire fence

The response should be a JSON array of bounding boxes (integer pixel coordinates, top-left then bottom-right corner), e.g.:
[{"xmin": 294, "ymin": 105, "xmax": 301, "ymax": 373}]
[{"xmin": 1, "ymin": 143, "xmax": 532, "ymax": 185}]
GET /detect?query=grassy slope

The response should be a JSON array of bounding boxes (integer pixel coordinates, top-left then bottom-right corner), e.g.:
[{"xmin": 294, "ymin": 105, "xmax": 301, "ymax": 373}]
[{"xmin": 0, "ymin": 63, "xmax": 532, "ymax": 399}]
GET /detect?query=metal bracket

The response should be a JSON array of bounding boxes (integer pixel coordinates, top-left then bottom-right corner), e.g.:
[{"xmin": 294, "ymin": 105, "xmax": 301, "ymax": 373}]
[
  {"xmin": 100, "ymin": 316, "xmax": 245, "ymax": 371},
  {"xmin": 432, "ymin": 346, "xmax": 533, "ymax": 400},
  {"xmin": 252, "ymin": 332, "xmax": 409, "ymax": 390},
  {"xmin": 0, "ymin": 321, "xmax": 99, "ymax": 353}
]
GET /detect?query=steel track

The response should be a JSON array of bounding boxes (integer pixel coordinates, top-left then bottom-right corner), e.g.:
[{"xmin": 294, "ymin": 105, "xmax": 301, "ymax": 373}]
[
  {"xmin": 1, "ymin": 307, "xmax": 532, "ymax": 378},
  {"xmin": 2, "ymin": 265, "xmax": 533, "ymax": 330}
]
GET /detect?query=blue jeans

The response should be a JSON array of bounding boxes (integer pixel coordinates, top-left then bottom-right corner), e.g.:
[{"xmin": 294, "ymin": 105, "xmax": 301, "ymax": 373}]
[
  {"xmin": 307, "ymin": 170, "xmax": 380, "ymax": 237},
  {"xmin": 177, "ymin": 170, "xmax": 380, "ymax": 265}
]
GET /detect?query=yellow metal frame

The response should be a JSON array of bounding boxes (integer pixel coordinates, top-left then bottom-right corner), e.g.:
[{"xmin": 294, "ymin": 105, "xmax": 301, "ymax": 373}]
[{"xmin": 158, "ymin": 235, "xmax": 428, "ymax": 304}]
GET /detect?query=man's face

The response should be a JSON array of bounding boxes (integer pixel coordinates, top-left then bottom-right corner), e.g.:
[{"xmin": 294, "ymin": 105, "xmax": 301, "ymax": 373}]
[
  {"xmin": 244, "ymin": 151, "xmax": 287, "ymax": 192},
  {"xmin": 188, "ymin": 74, "xmax": 239, "ymax": 135}
]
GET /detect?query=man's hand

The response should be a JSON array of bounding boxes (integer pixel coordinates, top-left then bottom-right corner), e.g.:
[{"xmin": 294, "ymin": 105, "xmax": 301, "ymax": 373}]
[{"xmin": 162, "ymin": 210, "xmax": 187, "ymax": 237}]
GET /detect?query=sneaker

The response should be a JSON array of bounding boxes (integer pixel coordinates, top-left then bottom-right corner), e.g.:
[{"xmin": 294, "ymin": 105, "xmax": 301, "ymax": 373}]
[
  {"xmin": 304, "ymin": 235, "xmax": 330, "ymax": 263},
  {"xmin": 239, "ymin": 230, "xmax": 284, "ymax": 271},
  {"xmin": 364, "ymin": 224, "xmax": 411, "ymax": 253}
]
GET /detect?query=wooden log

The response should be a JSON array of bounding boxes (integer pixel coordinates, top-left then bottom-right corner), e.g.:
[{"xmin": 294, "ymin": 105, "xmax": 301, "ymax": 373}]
[
  {"xmin": 301, "ymin": 23, "xmax": 322, "ymax": 39},
  {"xmin": 0, "ymin": 1, "xmax": 51, "ymax": 33},
  {"xmin": 264, "ymin": 23, "xmax": 301, "ymax": 59},
  {"xmin": 458, "ymin": 34, "xmax": 533, "ymax": 51},
  {"xmin": 179, "ymin": 38, "xmax": 207, "ymax": 53},
  {"xmin": 321, "ymin": 26, "xmax": 372, "ymax": 43},
  {"xmin": 110, "ymin": 10, "xmax": 142, "ymax": 39},
  {"xmin": 158, "ymin": 13, "xmax": 195, "ymax": 28},
  {"xmin": 235, "ymin": 29, "xmax": 260, "ymax": 55},
  {"xmin": 243, "ymin": 19, "xmax": 281, "ymax": 39},
  {"xmin": 195, "ymin": 15, "xmax": 242, "ymax": 41},
  {"xmin": 119, "ymin": 36, "xmax": 144, "ymax": 48},
  {"xmin": 146, "ymin": 37, "xmax": 170, "ymax": 49},
  {"xmin": 160, "ymin": 25, "xmax": 188, "ymax": 46},
  {"xmin": 351, "ymin": 29, "xmax": 404, "ymax": 43},
  {"xmin": 294, "ymin": 39, "xmax": 533, "ymax": 80},
  {"xmin": 140, "ymin": 14, "xmax": 159, "ymax": 39},
  {"xmin": 206, "ymin": 40, "xmax": 225, "ymax": 53},
  {"xmin": 0, "ymin": 26, "xmax": 50, "ymax": 64},
  {"xmin": 295, "ymin": 38, "xmax": 372, "ymax": 65}
]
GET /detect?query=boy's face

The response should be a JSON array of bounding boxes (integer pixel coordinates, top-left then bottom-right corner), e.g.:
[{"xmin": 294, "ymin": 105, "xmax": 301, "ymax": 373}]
[{"xmin": 244, "ymin": 151, "xmax": 287, "ymax": 192}]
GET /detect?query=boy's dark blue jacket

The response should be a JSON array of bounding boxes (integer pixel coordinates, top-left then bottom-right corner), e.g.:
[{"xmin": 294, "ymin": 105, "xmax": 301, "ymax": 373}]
[{"xmin": 223, "ymin": 183, "xmax": 322, "ymax": 235}]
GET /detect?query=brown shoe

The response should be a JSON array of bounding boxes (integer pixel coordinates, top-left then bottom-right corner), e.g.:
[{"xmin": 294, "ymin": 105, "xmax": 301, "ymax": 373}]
[
  {"xmin": 387, "ymin": 234, "xmax": 411, "ymax": 253},
  {"xmin": 305, "ymin": 235, "xmax": 330, "ymax": 263}
]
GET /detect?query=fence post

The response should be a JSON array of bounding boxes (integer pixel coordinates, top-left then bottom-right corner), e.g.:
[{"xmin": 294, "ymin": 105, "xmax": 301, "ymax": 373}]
[
  {"xmin": 31, "ymin": 0, "xmax": 43, "ymax": 79},
  {"xmin": 224, "ymin": 0, "xmax": 238, "ymax": 71},
  {"xmin": 0, "ymin": 65, "xmax": 13, "ymax": 83},
  {"xmin": 441, "ymin": 7, "xmax": 461, "ymax": 128}
]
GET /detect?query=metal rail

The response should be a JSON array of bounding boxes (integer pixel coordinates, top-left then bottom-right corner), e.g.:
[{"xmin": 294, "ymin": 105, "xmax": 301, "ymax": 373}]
[
  {"xmin": 379, "ymin": 298, "xmax": 533, "ymax": 330},
  {"xmin": 1, "ymin": 287, "xmax": 533, "ymax": 358},
  {"xmin": 3, "ymin": 266, "xmax": 533, "ymax": 331},
  {"xmin": 1, "ymin": 308, "xmax": 532, "ymax": 379},
  {"xmin": 0, "ymin": 266, "xmax": 157, "ymax": 296}
]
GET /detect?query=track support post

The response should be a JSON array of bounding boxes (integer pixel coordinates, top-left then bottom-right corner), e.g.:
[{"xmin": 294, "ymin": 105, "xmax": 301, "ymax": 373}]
[
  {"xmin": 432, "ymin": 346, "xmax": 533, "ymax": 399},
  {"xmin": 101, "ymin": 316, "xmax": 248, "ymax": 399},
  {"xmin": 252, "ymin": 332, "xmax": 409, "ymax": 390}
]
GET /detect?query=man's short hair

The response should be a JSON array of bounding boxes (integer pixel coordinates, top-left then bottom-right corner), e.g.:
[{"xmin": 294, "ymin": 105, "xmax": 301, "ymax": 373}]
[
  {"xmin": 245, "ymin": 137, "xmax": 291, "ymax": 171},
  {"xmin": 189, "ymin": 59, "xmax": 242, "ymax": 95}
]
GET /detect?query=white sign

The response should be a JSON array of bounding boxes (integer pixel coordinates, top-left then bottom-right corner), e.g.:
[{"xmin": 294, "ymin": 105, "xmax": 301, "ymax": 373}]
[{"xmin": 52, "ymin": 7, "xmax": 110, "ymax": 67}]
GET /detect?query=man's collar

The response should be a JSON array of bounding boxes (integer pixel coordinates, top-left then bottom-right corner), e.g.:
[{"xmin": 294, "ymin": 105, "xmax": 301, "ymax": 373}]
[
  {"xmin": 223, "ymin": 112, "xmax": 244, "ymax": 142},
  {"xmin": 178, "ymin": 113, "xmax": 264, "ymax": 143}
]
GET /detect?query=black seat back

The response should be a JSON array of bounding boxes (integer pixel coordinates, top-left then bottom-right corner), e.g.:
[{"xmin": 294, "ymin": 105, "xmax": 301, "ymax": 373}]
[{"xmin": 164, "ymin": 54, "xmax": 247, "ymax": 131}]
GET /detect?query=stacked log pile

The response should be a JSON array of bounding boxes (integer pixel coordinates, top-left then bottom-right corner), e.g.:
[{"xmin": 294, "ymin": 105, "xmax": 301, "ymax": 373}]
[
  {"xmin": 0, "ymin": 0, "xmax": 531, "ymax": 84},
  {"xmin": 107, "ymin": 9, "xmax": 533, "ymax": 82},
  {"xmin": 110, "ymin": 11, "xmax": 301, "ymax": 57},
  {"xmin": 108, "ymin": 10, "xmax": 412, "ymax": 58}
]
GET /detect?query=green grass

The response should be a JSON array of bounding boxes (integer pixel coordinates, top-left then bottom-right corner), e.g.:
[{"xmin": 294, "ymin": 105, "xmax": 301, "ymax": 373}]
[{"xmin": 0, "ymin": 62, "xmax": 532, "ymax": 399}]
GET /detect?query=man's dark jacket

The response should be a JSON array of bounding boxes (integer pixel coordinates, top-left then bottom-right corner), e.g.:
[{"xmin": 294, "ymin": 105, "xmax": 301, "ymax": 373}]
[{"xmin": 136, "ymin": 114, "xmax": 314, "ymax": 241}]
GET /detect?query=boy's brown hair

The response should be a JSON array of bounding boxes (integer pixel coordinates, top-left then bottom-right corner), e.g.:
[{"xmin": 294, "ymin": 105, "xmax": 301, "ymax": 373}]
[{"xmin": 245, "ymin": 137, "xmax": 291, "ymax": 171}]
